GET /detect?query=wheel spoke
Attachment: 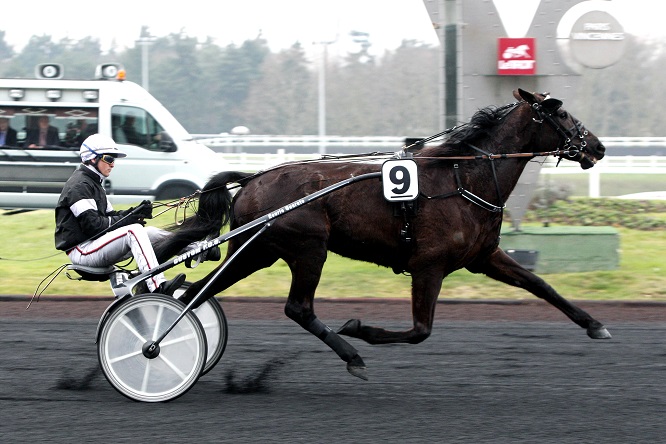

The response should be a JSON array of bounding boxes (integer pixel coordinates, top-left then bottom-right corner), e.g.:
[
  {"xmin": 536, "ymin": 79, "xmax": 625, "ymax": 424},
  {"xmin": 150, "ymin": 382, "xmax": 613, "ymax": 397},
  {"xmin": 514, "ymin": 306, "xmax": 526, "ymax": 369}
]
[
  {"xmin": 108, "ymin": 348, "xmax": 143, "ymax": 364},
  {"xmin": 160, "ymin": 332, "xmax": 197, "ymax": 348},
  {"xmin": 152, "ymin": 304, "xmax": 165, "ymax": 341},
  {"xmin": 158, "ymin": 354, "xmax": 189, "ymax": 380},
  {"xmin": 141, "ymin": 359, "xmax": 152, "ymax": 393},
  {"xmin": 119, "ymin": 316, "xmax": 146, "ymax": 342}
]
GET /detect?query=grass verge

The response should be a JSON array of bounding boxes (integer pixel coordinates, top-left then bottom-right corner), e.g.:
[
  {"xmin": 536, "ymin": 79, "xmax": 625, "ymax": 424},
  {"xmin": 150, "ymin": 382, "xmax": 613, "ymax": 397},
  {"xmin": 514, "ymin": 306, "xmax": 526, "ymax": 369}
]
[{"xmin": 1, "ymin": 204, "xmax": 665, "ymax": 301}]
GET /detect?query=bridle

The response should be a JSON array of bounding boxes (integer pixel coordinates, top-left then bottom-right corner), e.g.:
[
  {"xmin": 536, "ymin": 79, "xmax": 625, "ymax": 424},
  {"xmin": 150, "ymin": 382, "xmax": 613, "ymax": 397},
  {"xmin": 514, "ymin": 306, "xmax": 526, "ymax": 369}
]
[{"xmin": 528, "ymin": 99, "xmax": 591, "ymax": 165}]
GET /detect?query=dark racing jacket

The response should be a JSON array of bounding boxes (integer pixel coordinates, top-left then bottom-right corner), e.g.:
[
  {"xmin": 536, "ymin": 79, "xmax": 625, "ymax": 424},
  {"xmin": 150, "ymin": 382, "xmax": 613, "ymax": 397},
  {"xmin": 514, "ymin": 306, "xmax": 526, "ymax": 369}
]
[{"xmin": 55, "ymin": 165, "xmax": 134, "ymax": 252}]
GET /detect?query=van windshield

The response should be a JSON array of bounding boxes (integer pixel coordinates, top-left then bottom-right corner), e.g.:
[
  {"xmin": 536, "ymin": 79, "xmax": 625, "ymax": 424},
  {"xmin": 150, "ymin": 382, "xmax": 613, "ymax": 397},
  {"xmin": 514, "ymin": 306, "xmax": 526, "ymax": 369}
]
[{"xmin": 0, "ymin": 106, "xmax": 98, "ymax": 150}]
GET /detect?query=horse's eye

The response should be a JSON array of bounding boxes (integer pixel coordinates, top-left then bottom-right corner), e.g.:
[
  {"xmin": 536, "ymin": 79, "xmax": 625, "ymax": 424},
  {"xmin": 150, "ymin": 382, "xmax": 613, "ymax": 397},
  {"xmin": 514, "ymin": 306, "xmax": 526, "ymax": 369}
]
[{"xmin": 559, "ymin": 111, "xmax": 568, "ymax": 119}]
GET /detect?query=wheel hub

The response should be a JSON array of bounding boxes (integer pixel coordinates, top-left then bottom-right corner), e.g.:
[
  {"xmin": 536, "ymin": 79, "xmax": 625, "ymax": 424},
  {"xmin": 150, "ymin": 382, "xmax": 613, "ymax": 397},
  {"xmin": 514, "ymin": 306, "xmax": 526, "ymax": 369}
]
[{"xmin": 142, "ymin": 341, "xmax": 160, "ymax": 359}]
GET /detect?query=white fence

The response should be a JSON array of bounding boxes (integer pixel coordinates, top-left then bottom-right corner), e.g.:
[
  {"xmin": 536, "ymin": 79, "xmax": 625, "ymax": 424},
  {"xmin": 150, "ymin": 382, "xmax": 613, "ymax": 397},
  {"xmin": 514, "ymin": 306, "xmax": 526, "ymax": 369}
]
[
  {"xmin": 538, "ymin": 156, "xmax": 666, "ymax": 197},
  {"xmin": 215, "ymin": 151, "xmax": 666, "ymax": 198},
  {"xmin": 198, "ymin": 135, "xmax": 666, "ymax": 198},
  {"xmin": 196, "ymin": 134, "xmax": 666, "ymax": 155}
]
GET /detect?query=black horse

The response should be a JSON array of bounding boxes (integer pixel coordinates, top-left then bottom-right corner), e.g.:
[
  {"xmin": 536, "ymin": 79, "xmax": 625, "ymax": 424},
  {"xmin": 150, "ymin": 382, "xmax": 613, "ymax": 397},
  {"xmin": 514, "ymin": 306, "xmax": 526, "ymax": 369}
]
[{"xmin": 154, "ymin": 89, "xmax": 610, "ymax": 381}]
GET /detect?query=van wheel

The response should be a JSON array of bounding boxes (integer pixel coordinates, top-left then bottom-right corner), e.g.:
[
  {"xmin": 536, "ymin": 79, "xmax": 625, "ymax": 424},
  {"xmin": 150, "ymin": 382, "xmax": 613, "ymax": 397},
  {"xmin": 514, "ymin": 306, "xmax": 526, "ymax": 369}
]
[{"xmin": 156, "ymin": 184, "xmax": 197, "ymax": 201}]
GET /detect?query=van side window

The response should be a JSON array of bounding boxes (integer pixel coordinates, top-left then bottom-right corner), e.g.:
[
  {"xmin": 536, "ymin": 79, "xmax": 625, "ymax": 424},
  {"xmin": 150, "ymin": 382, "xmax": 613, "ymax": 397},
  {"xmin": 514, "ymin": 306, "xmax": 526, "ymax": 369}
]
[
  {"xmin": 111, "ymin": 106, "xmax": 167, "ymax": 151},
  {"xmin": 0, "ymin": 106, "xmax": 98, "ymax": 150}
]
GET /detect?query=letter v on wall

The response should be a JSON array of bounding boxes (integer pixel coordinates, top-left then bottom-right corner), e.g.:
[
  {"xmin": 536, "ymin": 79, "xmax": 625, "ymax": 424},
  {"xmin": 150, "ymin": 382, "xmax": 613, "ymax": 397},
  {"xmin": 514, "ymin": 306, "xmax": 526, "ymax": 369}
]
[{"xmin": 493, "ymin": 0, "xmax": 541, "ymax": 37}]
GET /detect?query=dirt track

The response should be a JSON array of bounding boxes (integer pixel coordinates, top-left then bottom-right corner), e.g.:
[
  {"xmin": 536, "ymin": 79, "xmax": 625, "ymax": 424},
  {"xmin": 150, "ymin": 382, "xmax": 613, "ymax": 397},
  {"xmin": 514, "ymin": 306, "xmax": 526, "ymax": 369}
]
[
  {"xmin": 5, "ymin": 296, "xmax": 666, "ymax": 323},
  {"xmin": 2, "ymin": 296, "xmax": 666, "ymax": 443}
]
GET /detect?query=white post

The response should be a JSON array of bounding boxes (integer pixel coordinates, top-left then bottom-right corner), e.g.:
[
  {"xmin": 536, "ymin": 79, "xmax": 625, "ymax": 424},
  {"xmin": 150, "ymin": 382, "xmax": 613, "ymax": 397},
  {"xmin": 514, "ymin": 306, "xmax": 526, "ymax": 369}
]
[{"xmin": 589, "ymin": 168, "xmax": 600, "ymax": 197}]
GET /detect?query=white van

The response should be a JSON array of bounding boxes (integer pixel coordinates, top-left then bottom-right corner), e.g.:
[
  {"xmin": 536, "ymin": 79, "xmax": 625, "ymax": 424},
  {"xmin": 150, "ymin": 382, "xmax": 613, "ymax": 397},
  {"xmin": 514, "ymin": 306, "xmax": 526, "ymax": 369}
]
[{"xmin": 0, "ymin": 63, "xmax": 228, "ymax": 209}]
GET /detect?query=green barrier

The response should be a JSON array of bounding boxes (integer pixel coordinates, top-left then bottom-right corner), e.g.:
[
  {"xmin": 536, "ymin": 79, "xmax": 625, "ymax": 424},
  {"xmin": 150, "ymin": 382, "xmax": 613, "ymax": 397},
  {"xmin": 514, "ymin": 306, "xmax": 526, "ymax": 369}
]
[{"xmin": 500, "ymin": 226, "xmax": 620, "ymax": 274}]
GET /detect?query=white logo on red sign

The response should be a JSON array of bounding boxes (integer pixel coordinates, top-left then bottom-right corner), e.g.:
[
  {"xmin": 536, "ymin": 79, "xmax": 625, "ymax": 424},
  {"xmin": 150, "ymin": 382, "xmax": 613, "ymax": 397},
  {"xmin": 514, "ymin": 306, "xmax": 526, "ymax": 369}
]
[
  {"xmin": 503, "ymin": 44, "xmax": 531, "ymax": 59},
  {"xmin": 498, "ymin": 38, "xmax": 536, "ymax": 75}
]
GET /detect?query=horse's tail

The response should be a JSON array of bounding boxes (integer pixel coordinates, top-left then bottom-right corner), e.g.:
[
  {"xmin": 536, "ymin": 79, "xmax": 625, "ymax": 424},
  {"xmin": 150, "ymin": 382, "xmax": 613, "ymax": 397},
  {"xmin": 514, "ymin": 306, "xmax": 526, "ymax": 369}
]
[{"xmin": 153, "ymin": 171, "xmax": 253, "ymax": 261}]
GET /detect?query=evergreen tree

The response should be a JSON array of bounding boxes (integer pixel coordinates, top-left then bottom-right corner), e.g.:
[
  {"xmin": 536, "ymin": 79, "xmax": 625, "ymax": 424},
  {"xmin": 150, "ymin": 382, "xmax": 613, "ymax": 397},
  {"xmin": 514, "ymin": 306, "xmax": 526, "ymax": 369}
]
[
  {"xmin": 572, "ymin": 35, "xmax": 665, "ymax": 136},
  {"xmin": 239, "ymin": 43, "xmax": 315, "ymax": 134},
  {"xmin": 214, "ymin": 37, "xmax": 271, "ymax": 132},
  {"xmin": 0, "ymin": 30, "xmax": 14, "ymax": 61},
  {"xmin": 149, "ymin": 32, "xmax": 202, "ymax": 133},
  {"xmin": 6, "ymin": 35, "xmax": 61, "ymax": 77}
]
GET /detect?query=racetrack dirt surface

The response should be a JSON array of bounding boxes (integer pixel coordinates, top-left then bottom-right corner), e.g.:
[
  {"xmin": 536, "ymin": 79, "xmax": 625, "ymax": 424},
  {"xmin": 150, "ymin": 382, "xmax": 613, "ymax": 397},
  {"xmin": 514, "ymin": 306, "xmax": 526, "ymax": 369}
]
[
  {"xmin": 2, "ymin": 297, "xmax": 666, "ymax": 443},
  {"xmin": 5, "ymin": 295, "xmax": 666, "ymax": 322}
]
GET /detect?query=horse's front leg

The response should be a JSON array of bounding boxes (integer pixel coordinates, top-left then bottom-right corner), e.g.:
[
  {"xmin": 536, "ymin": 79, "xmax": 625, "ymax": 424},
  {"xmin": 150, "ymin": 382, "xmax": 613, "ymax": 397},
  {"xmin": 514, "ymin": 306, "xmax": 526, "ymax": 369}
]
[
  {"xmin": 469, "ymin": 248, "xmax": 611, "ymax": 339},
  {"xmin": 283, "ymin": 249, "xmax": 369, "ymax": 381},
  {"xmin": 338, "ymin": 266, "xmax": 444, "ymax": 345}
]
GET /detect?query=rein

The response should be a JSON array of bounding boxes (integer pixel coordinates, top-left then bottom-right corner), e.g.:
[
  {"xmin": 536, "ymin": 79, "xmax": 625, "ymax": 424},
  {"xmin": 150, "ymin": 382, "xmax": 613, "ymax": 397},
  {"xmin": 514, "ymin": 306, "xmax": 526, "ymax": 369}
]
[
  {"xmin": 410, "ymin": 147, "xmax": 581, "ymax": 162},
  {"xmin": 151, "ymin": 193, "xmax": 203, "ymax": 225}
]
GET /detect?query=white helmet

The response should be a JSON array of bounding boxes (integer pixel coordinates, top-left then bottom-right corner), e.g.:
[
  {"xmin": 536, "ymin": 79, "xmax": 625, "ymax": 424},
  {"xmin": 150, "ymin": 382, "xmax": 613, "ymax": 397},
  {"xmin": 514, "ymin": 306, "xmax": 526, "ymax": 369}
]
[{"xmin": 79, "ymin": 133, "xmax": 127, "ymax": 162}]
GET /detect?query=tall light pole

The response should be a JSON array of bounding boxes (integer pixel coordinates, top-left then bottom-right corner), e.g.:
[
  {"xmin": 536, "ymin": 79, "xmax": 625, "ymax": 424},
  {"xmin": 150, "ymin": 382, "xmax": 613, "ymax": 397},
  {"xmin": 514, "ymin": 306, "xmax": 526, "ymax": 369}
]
[
  {"xmin": 136, "ymin": 35, "xmax": 156, "ymax": 91},
  {"xmin": 315, "ymin": 38, "xmax": 336, "ymax": 155}
]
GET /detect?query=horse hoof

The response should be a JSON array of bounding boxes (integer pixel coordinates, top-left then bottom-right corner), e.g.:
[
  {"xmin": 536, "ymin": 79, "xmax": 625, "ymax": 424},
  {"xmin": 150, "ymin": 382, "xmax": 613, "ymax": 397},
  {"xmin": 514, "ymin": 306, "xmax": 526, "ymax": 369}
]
[
  {"xmin": 337, "ymin": 319, "xmax": 361, "ymax": 337},
  {"xmin": 347, "ymin": 363, "xmax": 369, "ymax": 381},
  {"xmin": 587, "ymin": 326, "xmax": 612, "ymax": 339}
]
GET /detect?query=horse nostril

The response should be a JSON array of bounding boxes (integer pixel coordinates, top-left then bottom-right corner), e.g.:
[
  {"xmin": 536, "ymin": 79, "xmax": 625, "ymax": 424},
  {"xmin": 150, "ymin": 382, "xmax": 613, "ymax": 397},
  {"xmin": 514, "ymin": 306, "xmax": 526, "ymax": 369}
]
[{"xmin": 598, "ymin": 143, "xmax": 606, "ymax": 153}]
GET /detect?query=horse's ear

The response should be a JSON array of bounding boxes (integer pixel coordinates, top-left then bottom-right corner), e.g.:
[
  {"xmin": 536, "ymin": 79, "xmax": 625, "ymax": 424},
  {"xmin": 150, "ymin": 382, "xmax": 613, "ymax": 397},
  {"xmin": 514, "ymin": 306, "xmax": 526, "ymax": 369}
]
[
  {"xmin": 515, "ymin": 88, "xmax": 537, "ymax": 104},
  {"xmin": 541, "ymin": 97, "xmax": 563, "ymax": 111}
]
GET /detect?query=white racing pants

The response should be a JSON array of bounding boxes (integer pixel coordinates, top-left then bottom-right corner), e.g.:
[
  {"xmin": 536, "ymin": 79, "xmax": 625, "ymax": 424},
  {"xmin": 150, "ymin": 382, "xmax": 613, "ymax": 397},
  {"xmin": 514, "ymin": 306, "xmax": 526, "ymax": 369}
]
[{"xmin": 68, "ymin": 225, "xmax": 168, "ymax": 292}]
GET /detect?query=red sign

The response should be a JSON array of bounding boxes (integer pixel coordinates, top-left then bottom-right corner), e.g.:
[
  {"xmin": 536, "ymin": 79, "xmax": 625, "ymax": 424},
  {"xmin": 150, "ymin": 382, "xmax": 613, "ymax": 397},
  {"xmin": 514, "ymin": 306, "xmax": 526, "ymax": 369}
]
[{"xmin": 497, "ymin": 38, "xmax": 536, "ymax": 75}]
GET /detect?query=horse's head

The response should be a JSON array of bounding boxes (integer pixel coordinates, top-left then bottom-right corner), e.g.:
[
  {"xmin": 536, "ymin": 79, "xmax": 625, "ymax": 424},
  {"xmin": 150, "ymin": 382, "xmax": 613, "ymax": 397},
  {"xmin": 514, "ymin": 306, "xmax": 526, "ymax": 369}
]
[{"xmin": 514, "ymin": 89, "xmax": 605, "ymax": 169}]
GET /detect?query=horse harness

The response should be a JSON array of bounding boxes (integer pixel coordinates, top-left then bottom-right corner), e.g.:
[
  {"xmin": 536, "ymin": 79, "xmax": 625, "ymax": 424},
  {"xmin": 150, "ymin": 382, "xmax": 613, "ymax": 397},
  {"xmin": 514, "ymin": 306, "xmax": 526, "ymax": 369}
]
[
  {"xmin": 187, "ymin": 97, "xmax": 589, "ymax": 275},
  {"xmin": 389, "ymin": 97, "xmax": 590, "ymax": 274}
]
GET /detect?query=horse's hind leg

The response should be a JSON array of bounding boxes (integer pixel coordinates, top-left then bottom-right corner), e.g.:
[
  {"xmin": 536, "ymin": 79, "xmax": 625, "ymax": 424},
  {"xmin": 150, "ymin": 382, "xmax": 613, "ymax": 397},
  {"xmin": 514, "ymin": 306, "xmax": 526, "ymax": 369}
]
[
  {"xmin": 469, "ymin": 248, "xmax": 611, "ymax": 339},
  {"xmin": 338, "ymin": 266, "xmax": 444, "ymax": 345}
]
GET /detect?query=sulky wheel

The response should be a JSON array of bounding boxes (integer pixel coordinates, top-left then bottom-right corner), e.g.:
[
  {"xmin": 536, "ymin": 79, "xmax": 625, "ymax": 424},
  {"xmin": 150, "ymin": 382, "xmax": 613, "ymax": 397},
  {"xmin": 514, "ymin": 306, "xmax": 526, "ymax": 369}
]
[
  {"xmin": 97, "ymin": 294, "xmax": 207, "ymax": 402},
  {"xmin": 193, "ymin": 297, "xmax": 228, "ymax": 375}
]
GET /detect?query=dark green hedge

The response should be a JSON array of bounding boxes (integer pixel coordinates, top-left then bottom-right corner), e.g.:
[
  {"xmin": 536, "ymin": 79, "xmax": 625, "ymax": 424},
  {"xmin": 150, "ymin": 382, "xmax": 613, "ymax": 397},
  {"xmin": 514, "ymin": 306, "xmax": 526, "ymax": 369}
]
[{"xmin": 519, "ymin": 199, "xmax": 666, "ymax": 230}]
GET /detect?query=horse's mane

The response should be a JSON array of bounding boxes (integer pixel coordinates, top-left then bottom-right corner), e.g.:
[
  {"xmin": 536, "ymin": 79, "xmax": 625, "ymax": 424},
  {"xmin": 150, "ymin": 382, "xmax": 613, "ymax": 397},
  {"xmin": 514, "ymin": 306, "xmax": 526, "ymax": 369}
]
[{"xmin": 426, "ymin": 102, "xmax": 522, "ymax": 156}]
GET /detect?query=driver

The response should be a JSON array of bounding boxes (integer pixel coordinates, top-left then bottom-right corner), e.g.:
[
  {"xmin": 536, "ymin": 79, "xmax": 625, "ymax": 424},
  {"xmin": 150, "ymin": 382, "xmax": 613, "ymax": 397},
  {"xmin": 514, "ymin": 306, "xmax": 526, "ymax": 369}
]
[{"xmin": 54, "ymin": 133, "xmax": 185, "ymax": 296}]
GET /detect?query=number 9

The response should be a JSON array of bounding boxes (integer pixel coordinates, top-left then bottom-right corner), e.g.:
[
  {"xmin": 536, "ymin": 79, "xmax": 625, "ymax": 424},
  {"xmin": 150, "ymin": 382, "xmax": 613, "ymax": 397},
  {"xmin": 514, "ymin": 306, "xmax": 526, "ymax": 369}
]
[{"xmin": 389, "ymin": 166, "xmax": 410, "ymax": 194}]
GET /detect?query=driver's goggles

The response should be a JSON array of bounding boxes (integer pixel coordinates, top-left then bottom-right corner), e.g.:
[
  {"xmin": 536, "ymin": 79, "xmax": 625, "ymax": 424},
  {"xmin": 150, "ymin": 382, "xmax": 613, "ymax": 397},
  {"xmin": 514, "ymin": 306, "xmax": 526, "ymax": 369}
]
[{"xmin": 98, "ymin": 154, "xmax": 117, "ymax": 165}]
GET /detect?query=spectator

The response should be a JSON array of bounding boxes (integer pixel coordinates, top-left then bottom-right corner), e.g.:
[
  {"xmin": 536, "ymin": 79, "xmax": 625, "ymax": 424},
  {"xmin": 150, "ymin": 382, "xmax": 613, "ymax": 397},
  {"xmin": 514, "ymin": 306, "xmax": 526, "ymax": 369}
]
[
  {"xmin": 121, "ymin": 114, "xmax": 145, "ymax": 146},
  {"xmin": 0, "ymin": 117, "xmax": 18, "ymax": 146},
  {"xmin": 63, "ymin": 119, "xmax": 89, "ymax": 147},
  {"xmin": 25, "ymin": 115, "xmax": 61, "ymax": 148}
]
